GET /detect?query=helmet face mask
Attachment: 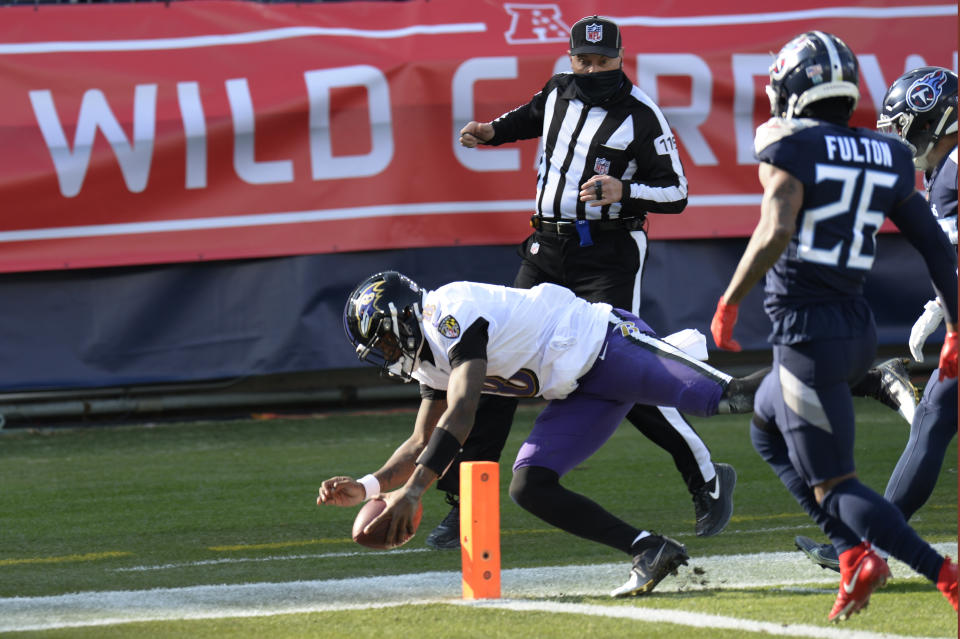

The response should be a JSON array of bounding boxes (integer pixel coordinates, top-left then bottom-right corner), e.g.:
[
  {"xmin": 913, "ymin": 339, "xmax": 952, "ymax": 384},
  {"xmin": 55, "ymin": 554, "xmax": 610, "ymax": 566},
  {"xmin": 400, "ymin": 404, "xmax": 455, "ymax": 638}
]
[
  {"xmin": 877, "ymin": 66, "xmax": 958, "ymax": 170},
  {"xmin": 343, "ymin": 271, "xmax": 424, "ymax": 381},
  {"xmin": 766, "ymin": 31, "xmax": 860, "ymax": 121}
]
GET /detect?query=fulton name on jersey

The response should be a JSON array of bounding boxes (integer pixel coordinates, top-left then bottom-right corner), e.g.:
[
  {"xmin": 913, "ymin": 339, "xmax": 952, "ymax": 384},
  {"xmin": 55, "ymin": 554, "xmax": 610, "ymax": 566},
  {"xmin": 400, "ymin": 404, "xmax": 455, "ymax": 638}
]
[{"xmin": 824, "ymin": 134, "xmax": 894, "ymax": 167}]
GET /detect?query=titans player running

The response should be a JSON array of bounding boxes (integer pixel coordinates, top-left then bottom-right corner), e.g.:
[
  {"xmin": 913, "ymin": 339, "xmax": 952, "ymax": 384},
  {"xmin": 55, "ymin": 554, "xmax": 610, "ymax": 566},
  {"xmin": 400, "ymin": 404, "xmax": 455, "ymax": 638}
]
[
  {"xmin": 321, "ymin": 272, "xmax": 760, "ymax": 597},
  {"xmin": 878, "ymin": 66, "xmax": 958, "ymax": 520},
  {"xmin": 711, "ymin": 32, "xmax": 958, "ymax": 621},
  {"xmin": 796, "ymin": 67, "xmax": 959, "ymax": 575}
]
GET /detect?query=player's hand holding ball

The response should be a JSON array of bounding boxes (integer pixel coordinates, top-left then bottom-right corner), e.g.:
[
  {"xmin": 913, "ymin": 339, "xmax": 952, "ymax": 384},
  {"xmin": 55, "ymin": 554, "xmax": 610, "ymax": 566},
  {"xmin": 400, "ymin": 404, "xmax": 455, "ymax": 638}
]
[
  {"xmin": 317, "ymin": 476, "xmax": 424, "ymax": 549},
  {"xmin": 353, "ymin": 491, "xmax": 424, "ymax": 550}
]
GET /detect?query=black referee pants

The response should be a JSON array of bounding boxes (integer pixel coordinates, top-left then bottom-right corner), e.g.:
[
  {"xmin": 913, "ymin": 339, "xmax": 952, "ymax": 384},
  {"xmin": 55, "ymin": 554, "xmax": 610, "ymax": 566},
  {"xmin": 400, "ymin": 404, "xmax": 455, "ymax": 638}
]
[{"xmin": 436, "ymin": 228, "xmax": 716, "ymax": 496}]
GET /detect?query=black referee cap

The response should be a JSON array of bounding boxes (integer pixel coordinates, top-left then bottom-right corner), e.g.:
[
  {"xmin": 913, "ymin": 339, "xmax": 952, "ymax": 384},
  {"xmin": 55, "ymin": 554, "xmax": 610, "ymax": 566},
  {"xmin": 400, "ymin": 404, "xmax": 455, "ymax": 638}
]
[{"xmin": 569, "ymin": 15, "xmax": 622, "ymax": 58}]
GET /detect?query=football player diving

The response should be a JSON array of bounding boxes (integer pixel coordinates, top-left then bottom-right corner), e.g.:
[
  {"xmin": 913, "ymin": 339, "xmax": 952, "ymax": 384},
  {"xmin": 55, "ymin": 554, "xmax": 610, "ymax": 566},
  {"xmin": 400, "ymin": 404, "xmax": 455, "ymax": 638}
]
[{"xmin": 320, "ymin": 271, "xmax": 764, "ymax": 597}]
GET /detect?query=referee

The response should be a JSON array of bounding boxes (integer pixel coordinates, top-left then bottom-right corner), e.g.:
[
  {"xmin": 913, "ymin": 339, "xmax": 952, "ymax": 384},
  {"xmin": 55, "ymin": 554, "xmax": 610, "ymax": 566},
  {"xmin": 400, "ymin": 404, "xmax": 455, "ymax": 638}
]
[{"xmin": 426, "ymin": 15, "xmax": 737, "ymax": 549}]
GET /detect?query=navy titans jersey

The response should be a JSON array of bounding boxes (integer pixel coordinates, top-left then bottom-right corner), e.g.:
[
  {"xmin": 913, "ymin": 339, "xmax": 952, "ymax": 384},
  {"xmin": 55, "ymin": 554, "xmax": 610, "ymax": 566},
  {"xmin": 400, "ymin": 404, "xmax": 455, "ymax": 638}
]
[
  {"xmin": 925, "ymin": 146, "xmax": 958, "ymax": 245},
  {"xmin": 754, "ymin": 118, "xmax": 916, "ymax": 343}
]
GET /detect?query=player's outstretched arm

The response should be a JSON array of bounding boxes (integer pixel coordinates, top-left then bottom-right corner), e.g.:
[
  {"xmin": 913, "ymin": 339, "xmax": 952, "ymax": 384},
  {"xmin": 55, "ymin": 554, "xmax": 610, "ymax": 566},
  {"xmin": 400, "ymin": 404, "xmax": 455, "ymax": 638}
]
[
  {"xmin": 317, "ymin": 398, "xmax": 447, "ymax": 507},
  {"xmin": 371, "ymin": 359, "xmax": 487, "ymax": 546}
]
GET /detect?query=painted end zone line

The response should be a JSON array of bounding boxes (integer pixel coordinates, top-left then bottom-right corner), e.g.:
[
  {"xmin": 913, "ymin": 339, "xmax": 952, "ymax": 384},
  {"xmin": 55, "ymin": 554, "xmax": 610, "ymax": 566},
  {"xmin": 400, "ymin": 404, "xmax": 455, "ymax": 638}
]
[
  {"xmin": 461, "ymin": 599, "xmax": 951, "ymax": 639},
  {"xmin": 1, "ymin": 545, "xmax": 954, "ymax": 636}
]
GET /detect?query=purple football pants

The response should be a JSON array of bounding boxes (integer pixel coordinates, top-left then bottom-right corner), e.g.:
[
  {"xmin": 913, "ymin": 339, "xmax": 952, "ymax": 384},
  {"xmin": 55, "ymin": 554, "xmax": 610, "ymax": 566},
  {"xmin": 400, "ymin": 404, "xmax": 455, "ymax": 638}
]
[{"xmin": 513, "ymin": 311, "xmax": 730, "ymax": 477}]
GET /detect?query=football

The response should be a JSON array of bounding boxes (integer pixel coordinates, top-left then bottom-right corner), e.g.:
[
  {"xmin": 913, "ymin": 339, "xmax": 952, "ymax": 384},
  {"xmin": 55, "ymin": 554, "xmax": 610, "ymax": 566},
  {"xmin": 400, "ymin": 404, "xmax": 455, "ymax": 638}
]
[{"xmin": 352, "ymin": 497, "xmax": 424, "ymax": 549}]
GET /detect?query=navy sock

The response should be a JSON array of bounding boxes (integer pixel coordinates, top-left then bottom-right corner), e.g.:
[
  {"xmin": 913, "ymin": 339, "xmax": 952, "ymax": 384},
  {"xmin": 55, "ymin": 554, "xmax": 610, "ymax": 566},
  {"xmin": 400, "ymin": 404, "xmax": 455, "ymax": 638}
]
[{"xmin": 821, "ymin": 478, "xmax": 942, "ymax": 582}]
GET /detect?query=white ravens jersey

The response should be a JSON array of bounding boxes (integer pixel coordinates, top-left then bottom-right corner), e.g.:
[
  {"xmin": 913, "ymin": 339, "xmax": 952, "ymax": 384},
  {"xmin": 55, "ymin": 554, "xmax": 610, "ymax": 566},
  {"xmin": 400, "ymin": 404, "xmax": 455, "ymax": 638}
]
[{"xmin": 412, "ymin": 282, "xmax": 611, "ymax": 400}]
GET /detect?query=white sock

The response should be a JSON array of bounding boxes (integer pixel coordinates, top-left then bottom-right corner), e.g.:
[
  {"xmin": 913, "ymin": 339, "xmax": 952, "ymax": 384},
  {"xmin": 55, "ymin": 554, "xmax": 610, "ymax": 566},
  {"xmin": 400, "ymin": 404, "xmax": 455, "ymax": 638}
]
[{"xmin": 631, "ymin": 531, "xmax": 652, "ymax": 547}]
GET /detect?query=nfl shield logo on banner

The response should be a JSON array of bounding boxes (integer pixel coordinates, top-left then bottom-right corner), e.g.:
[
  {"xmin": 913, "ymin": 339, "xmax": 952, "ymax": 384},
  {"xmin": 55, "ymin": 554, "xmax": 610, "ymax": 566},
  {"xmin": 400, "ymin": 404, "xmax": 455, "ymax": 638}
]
[
  {"xmin": 586, "ymin": 23, "xmax": 603, "ymax": 43},
  {"xmin": 594, "ymin": 157, "xmax": 611, "ymax": 175}
]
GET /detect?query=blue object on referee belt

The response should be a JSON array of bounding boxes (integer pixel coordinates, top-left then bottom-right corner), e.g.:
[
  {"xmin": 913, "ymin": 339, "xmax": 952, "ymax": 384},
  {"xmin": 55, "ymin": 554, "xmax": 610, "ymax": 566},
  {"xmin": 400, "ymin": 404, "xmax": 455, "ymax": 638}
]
[{"xmin": 575, "ymin": 219, "xmax": 593, "ymax": 247}]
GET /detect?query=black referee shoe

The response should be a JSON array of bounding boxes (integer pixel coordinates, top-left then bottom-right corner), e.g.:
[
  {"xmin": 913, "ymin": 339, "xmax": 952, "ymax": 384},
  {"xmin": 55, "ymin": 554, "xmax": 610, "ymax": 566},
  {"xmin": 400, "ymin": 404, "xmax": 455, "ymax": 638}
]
[
  {"xmin": 692, "ymin": 462, "xmax": 737, "ymax": 537},
  {"xmin": 425, "ymin": 494, "xmax": 460, "ymax": 550}
]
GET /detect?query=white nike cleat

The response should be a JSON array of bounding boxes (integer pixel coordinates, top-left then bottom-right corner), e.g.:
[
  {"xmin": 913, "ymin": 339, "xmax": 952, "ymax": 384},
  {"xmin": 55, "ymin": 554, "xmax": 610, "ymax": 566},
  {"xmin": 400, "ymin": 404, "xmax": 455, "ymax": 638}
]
[{"xmin": 693, "ymin": 462, "xmax": 736, "ymax": 537}]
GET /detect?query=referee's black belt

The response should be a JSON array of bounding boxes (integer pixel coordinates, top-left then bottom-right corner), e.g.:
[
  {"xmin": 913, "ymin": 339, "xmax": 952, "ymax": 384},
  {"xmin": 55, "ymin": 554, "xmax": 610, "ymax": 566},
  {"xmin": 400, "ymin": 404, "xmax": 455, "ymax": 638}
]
[{"xmin": 530, "ymin": 215, "xmax": 645, "ymax": 235}]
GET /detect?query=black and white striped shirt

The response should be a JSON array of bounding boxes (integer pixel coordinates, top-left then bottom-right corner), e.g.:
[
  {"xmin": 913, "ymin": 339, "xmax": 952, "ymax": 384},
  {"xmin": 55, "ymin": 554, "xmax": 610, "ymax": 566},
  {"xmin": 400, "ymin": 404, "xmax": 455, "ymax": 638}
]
[{"xmin": 485, "ymin": 71, "xmax": 688, "ymax": 222}]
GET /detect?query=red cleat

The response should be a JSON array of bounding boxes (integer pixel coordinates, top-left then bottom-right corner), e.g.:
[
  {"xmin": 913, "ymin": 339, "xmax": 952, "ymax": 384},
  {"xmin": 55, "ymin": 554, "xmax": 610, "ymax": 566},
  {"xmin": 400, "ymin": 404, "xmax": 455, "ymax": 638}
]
[
  {"xmin": 829, "ymin": 543, "xmax": 891, "ymax": 622},
  {"xmin": 937, "ymin": 557, "xmax": 958, "ymax": 611}
]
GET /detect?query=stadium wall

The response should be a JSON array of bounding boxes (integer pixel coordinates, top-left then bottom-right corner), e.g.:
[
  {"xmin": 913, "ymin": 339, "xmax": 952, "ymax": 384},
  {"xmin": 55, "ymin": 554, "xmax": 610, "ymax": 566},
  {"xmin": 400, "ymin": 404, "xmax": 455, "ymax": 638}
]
[{"xmin": 0, "ymin": 236, "xmax": 941, "ymax": 392}]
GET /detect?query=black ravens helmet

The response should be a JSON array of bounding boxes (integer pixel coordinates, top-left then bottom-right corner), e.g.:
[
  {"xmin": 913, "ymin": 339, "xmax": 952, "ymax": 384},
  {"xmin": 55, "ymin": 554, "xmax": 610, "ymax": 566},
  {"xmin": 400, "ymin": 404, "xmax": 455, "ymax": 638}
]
[
  {"xmin": 877, "ymin": 66, "xmax": 958, "ymax": 170},
  {"xmin": 766, "ymin": 31, "xmax": 859, "ymax": 121},
  {"xmin": 343, "ymin": 271, "xmax": 424, "ymax": 381}
]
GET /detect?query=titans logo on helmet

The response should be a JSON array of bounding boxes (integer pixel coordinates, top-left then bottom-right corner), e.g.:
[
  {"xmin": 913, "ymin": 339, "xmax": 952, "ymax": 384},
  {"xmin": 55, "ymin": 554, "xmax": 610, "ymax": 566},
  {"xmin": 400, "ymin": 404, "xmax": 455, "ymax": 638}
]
[
  {"xmin": 771, "ymin": 34, "xmax": 812, "ymax": 79},
  {"xmin": 907, "ymin": 69, "xmax": 949, "ymax": 112}
]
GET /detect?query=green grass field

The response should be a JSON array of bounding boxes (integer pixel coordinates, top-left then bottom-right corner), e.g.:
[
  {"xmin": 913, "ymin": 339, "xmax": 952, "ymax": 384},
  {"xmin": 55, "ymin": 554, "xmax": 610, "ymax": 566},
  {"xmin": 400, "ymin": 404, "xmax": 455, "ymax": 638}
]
[{"xmin": 0, "ymin": 398, "xmax": 956, "ymax": 637}]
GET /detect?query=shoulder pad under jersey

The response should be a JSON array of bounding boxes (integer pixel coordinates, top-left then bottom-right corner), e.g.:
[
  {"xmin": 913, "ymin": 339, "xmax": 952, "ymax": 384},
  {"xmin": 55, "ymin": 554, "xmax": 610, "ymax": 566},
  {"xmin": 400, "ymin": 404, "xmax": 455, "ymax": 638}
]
[{"xmin": 754, "ymin": 117, "xmax": 821, "ymax": 155}]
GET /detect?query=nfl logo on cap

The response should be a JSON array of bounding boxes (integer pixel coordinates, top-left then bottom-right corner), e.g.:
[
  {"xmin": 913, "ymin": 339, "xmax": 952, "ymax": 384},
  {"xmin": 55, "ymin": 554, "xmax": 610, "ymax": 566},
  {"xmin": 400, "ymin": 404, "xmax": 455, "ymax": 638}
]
[
  {"xmin": 570, "ymin": 16, "xmax": 621, "ymax": 59},
  {"xmin": 585, "ymin": 23, "xmax": 603, "ymax": 43}
]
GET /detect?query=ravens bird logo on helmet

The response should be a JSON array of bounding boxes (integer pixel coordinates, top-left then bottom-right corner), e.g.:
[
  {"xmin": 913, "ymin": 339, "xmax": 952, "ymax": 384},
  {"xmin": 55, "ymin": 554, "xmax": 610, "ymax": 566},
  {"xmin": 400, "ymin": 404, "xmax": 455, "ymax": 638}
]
[{"xmin": 343, "ymin": 271, "xmax": 425, "ymax": 381}]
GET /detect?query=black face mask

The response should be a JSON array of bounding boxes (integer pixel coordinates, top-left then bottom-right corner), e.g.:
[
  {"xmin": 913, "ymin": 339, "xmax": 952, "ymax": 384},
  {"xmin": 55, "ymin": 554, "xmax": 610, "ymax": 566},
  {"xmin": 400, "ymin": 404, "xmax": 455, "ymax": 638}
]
[{"xmin": 573, "ymin": 69, "xmax": 624, "ymax": 106}]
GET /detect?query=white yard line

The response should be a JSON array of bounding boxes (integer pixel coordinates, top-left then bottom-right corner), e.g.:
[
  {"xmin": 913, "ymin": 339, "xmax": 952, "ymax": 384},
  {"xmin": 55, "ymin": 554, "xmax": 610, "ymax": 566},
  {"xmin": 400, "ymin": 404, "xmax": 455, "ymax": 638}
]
[{"xmin": 1, "ymin": 544, "xmax": 955, "ymax": 635}]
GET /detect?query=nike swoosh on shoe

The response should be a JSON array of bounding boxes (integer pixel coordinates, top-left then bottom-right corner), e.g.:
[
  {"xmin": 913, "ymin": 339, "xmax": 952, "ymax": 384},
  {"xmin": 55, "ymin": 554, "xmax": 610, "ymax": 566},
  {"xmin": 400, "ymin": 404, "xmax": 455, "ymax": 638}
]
[
  {"xmin": 708, "ymin": 481, "xmax": 721, "ymax": 500},
  {"xmin": 843, "ymin": 560, "xmax": 867, "ymax": 595}
]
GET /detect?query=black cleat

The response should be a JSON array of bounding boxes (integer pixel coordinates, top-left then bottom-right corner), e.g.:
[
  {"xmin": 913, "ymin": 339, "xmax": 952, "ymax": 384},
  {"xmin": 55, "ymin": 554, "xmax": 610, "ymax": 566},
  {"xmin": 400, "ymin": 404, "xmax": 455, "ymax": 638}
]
[
  {"xmin": 425, "ymin": 494, "xmax": 460, "ymax": 550},
  {"xmin": 693, "ymin": 463, "xmax": 737, "ymax": 537},
  {"xmin": 719, "ymin": 367, "xmax": 767, "ymax": 413},
  {"xmin": 795, "ymin": 535, "xmax": 840, "ymax": 573},
  {"xmin": 611, "ymin": 534, "xmax": 689, "ymax": 597}
]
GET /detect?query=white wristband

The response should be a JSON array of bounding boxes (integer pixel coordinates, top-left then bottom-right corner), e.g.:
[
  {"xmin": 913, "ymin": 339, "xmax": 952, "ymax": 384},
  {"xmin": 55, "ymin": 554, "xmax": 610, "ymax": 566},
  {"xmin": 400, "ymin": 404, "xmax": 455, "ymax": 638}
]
[{"xmin": 358, "ymin": 474, "xmax": 380, "ymax": 501}]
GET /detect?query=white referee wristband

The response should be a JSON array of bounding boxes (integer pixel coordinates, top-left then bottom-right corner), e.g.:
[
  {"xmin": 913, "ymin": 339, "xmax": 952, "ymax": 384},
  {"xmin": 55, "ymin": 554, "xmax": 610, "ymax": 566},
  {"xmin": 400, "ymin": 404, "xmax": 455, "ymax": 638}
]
[{"xmin": 358, "ymin": 474, "xmax": 380, "ymax": 501}]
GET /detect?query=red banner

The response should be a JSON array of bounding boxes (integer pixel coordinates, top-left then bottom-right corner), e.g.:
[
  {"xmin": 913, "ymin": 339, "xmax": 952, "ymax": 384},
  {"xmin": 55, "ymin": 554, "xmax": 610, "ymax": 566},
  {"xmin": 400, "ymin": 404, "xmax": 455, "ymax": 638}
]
[{"xmin": 0, "ymin": 0, "xmax": 955, "ymax": 272}]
